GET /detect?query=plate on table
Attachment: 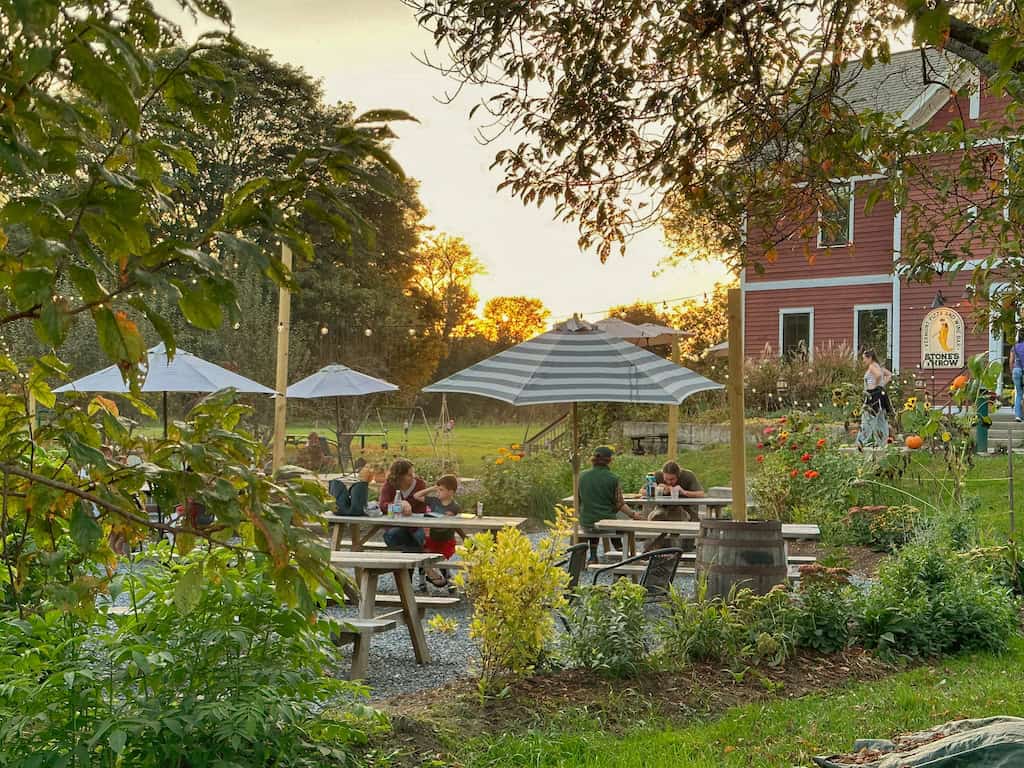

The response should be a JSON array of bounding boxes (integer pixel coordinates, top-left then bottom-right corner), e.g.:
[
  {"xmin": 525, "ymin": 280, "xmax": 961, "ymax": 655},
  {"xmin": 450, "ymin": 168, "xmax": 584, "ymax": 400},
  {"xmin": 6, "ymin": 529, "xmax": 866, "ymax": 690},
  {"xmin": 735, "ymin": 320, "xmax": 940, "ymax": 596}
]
[{"xmin": 458, "ymin": 513, "xmax": 477, "ymax": 519}]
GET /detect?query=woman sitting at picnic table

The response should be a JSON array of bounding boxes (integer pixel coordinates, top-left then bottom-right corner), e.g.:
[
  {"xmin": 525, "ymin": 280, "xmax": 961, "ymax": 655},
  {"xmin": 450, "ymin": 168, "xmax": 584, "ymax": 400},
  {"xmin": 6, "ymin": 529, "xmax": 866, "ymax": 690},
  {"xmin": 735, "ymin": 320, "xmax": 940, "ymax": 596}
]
[
  {"xmin": 578, "ymin": 446, "xmax": 641, "ymax": 563},
  {"xmin": 380, "ymin": 458, "xmax": 446, "ymax": 589}
]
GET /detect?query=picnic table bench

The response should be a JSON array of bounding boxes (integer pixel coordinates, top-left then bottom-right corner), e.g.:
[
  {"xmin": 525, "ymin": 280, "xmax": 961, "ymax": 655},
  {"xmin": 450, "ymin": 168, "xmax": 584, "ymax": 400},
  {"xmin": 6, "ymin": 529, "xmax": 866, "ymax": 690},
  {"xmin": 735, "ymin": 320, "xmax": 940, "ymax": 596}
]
[
  {"xmin": 334, "ymin": 617, "xmax": 397, "ymax": 680},
  {"xmin": 593, "ymin": 518, "xmax": 820, "ymax": 558}
]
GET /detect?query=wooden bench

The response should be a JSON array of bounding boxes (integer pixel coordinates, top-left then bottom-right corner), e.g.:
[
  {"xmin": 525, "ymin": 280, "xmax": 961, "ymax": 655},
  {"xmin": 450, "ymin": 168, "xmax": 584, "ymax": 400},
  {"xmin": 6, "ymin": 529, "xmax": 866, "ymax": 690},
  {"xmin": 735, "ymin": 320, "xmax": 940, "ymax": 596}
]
[
  {"xmin": 587, "ymin": 562, "xmax": 806, "ymax": 580},
  {"xmin": 434, "ymin": 559, "xmax": 466, "ymax": 570},
  {"xmin": 333, "ymin": 617, "xmax": 397, "ymax": 680},
  {"xmin": 375, "ymin": 594, "xmax": 460, "ymax": 621}
]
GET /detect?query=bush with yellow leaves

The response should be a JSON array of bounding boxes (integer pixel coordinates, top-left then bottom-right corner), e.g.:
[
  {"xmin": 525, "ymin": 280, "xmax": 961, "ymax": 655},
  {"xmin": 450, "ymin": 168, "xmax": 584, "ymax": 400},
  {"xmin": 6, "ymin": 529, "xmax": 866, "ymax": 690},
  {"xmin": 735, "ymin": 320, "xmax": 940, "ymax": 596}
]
[{"xmin": 455, "ymin": 505, "xmax": 574, "ymax": 694}]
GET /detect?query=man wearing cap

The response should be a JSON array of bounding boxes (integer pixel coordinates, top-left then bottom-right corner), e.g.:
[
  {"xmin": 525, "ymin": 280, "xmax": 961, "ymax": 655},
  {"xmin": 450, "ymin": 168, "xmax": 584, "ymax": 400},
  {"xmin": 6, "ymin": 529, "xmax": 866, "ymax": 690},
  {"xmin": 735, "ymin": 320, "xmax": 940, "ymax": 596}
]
[{"xmin": 578, "ymin": 446, "xmax": 640, "ymax": 563}]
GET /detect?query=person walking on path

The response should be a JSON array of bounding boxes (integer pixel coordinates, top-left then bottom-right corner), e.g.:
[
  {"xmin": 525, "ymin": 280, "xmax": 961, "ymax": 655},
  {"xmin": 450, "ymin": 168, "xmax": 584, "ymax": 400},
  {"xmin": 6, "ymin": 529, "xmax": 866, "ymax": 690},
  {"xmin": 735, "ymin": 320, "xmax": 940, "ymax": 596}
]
[
  {"xmin": 1010, "ymin": 332, "xmax": 1024, "ymax": 423},
  {"xmin": 855, "ymin": 349, "xmax": 893, "ymax": 448},
  {"xmin": 578, "ymin": 446, "xmax": 640, "ymax": 563}
]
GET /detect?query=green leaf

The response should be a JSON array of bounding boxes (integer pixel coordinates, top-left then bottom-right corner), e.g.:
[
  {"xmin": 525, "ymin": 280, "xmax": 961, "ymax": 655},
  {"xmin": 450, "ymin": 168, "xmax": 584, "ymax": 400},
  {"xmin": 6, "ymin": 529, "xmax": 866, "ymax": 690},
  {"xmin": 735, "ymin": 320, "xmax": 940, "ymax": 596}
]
[
  {"xmin": 108, "ymin": 729, "xmax": 127, "ymax": 755},
  {"xmin": 174, "ymin": 563, "xmax": 204, "ymax": 616},
  {"xmin": 178, "ymin": 285, "xmax": 223, "ymax": 330},
  {"xmin": 93, "ymin": 307, "xmax": 146, "ymax": 364},
  {"xmin": 12, "ymin": 268, "xmax": 53, "ymax": 309},
  {"xmin": 67, "ymin": 43, "xmax": 140, "ymax": 130},
  {"xmin": 34, "ymin": 301, "xmax": 68, "ymax": 348},
  {"xmin": 70, "ymin": 504, "xmax": 103, "ymax": 553}
]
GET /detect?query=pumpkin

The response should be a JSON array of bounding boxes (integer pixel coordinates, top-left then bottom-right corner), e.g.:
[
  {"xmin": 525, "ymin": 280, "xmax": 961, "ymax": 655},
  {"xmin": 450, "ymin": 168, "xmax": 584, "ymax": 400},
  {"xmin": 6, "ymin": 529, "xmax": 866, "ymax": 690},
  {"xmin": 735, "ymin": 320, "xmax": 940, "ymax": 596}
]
[
  {"xmin": 905, "ymin": 434, "xmax": 924, "ymax": 450},
  {"xmin": 951, "ymin": 374, "xmax": 969, "ymax": 390}
]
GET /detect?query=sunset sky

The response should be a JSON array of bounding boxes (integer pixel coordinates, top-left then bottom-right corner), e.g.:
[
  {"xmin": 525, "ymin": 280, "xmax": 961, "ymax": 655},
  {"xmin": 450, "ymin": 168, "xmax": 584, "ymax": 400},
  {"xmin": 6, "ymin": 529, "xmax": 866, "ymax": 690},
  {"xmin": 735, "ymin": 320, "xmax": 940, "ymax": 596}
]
[{"xmin": 174, "ymin": 0, "xmax": 731, "ymax": 321}]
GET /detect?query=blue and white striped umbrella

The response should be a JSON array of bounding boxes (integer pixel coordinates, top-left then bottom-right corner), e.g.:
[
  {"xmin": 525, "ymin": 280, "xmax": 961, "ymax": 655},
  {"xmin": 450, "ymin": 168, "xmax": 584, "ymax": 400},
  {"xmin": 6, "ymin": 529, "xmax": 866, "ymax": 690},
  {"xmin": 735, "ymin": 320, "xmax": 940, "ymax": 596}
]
[{"xmin": 423, "ymin": 317, "xmax": 721, "ymax": 406}]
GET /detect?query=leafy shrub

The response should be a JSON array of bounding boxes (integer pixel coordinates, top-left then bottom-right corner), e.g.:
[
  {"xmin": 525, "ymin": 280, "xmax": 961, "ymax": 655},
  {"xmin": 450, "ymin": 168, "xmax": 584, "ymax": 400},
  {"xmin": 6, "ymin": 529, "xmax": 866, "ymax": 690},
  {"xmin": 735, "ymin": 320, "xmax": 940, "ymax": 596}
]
[
  {"xmin": 961, "ymin": 544, "xmax": 1024, "ymax": 595},
  {"xmin": 793, "ymin": 565, "xmax": 855, "ymax": 653},
  {"xmin": 479, "ymin": 453, "xmax": 570, "ymax": 520},
  {"xmin": 657, "ymin": 582, "xmax": 797, "ymax": 669},
  {"xmin": 746, "ymin": 343, "xmax": 861, "ymax": 414},
  {"xmin": 854, "ymin": 543, "xmax": 1020, "ymax": 660},
  {"xmin": 456, "ymin": 506, "xmax": 573, "ymax": 693},
  {"xmin": 561, "ymin": 579, "xmax": 649, "ymax": 676},
  {"xmin": 841, "ymin": 505, "xmax": 924, "ymax": 551},
  {"xmin": 0, "ymin": 549, "xmax": 378, "ymax": 767}
]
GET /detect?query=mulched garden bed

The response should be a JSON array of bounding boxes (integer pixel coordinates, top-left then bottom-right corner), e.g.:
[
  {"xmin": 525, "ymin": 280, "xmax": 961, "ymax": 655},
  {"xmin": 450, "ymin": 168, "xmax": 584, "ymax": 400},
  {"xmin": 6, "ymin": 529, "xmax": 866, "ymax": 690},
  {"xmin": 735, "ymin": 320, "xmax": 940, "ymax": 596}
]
[{"xmin": 377, "ymin": 649, "xmax": 897, "ymax": 766}]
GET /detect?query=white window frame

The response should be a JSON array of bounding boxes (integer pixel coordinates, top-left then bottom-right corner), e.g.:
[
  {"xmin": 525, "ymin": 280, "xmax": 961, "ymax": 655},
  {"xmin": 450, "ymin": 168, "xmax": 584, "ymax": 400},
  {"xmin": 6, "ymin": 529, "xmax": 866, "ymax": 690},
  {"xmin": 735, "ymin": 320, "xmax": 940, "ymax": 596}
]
[
  {"xmin": 779, "ymin": 307, "xmax": 815, "ymax": 360},
  {"xmin": 853, "ymin": 303, "xmax": 892, "ymax": 362},
  {"xmin": 817, "ymin": 180, "xmax": 855, "ymax": 248},
  {"xmin": 969, "ymin": 70, "xmax": 981, "ymax": 120}
]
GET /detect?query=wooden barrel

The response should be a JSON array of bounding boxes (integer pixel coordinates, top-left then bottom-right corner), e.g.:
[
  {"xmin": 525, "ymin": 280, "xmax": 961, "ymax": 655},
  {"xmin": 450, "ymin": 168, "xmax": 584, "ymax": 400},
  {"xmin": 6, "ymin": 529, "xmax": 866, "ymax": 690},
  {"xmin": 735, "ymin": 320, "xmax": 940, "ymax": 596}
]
[{"xmin": 696, "ymin": 520, "xmax": 787, "ymax": 599}]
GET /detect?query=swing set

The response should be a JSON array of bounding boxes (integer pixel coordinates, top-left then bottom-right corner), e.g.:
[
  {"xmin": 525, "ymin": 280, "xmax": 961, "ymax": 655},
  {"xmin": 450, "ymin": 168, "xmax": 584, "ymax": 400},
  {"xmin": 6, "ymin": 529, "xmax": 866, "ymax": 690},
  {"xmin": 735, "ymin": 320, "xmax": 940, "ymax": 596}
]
[{"xmin": 347, "ymin": 395, "xmax": 456, "ymax": 470}]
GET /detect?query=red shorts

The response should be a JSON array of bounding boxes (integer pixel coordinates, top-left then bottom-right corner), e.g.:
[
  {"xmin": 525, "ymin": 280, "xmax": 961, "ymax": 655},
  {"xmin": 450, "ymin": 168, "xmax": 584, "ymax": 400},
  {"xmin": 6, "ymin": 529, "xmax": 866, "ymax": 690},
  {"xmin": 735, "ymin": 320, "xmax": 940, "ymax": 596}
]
[{"xmin": 424, "ymin": 535, "xmax": 456, "ymax": 559}]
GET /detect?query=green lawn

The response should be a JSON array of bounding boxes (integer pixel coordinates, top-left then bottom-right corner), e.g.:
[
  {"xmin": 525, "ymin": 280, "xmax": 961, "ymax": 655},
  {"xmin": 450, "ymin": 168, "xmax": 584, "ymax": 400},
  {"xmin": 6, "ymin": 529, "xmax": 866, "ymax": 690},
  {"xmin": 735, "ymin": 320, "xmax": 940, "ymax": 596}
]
[
  {"xmin": 460, "ymin": 638, "xmax": 1024, "ymax": 767},
  {"xmin": 284, "ymin": 420, "xmax": 529, "ymax": 477}
]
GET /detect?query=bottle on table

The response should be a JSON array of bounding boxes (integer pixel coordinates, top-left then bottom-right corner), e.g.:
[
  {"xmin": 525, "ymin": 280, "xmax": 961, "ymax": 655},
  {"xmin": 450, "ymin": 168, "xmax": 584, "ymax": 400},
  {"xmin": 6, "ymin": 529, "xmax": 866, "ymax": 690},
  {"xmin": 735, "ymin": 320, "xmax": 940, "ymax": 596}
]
[
  {"xmin": 475, "ymin": 501, "xmax": 484, "ymax": 518},
  {"xmin": 644, "ymin": 473, "xmax": 657, "ymax": 499},
  {"xmin": 389, "ymin": 490, "xmax": 404, "ymax": 516}
]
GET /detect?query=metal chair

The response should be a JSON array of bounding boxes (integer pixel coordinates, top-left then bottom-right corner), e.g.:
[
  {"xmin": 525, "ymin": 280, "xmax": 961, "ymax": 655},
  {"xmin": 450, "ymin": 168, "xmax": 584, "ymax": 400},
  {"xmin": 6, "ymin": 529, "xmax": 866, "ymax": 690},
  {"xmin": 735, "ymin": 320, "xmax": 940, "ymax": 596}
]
[
  {"xmin": 555, "ymin": 543, "xmax": 590, "ymax": 590},
  {"xmin": 590, "ymin": 547, "xmax": 685, "ymax": 601}
]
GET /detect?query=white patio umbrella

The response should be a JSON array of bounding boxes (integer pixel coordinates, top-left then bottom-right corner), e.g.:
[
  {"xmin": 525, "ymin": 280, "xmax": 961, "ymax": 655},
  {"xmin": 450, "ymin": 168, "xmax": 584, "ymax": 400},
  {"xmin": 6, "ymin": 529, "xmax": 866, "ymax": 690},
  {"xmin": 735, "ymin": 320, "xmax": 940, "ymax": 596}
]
[
  {"xmin": 54, "ymin": 343, "xmax": 275, "ymax": 437},
  {"xmin": 286, "ymin": 364, "xmax": 397, "ymax": 465},
  {"xmin": 423, "ymin": 316, "xmax": 723, "ymax": 513}
]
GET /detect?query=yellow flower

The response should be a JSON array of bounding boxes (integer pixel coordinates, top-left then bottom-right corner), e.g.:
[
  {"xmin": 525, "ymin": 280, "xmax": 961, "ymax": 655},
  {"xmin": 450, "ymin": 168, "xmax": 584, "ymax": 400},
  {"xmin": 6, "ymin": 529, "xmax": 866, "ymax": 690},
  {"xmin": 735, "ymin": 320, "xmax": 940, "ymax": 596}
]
[
  {"xmin": 511, "ymin": 443, "xmax": 521, "ymax": 450},
  {"xmin": 509, "ymin": 454, "xmax": 522, "ymax": 462},
  {"xmin": 498, "ymin": 447, "xmax": 508, "ymax": 454},
  {"xmin": 778, "ymin": 431, "xmax": 790, "ymax": 442},
  {"xmin": 902, "ymin": 397, "xmax": 918, "ymax": 412},
  {"xmin": 495, "ymin": 458, "xmax": 505, "ymax": 465},
  {"xmin": 942, "ymin": 431, "xmax": 952, "ymax": 442}
]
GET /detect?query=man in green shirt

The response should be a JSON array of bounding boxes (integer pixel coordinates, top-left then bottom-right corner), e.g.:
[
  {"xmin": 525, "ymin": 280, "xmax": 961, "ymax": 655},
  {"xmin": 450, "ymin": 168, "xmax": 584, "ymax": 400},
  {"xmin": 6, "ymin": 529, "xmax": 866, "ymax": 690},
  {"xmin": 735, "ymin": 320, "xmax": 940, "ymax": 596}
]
[{"xmin": 578, "ymin": 446, "xmax": 640, "ymax": 563}]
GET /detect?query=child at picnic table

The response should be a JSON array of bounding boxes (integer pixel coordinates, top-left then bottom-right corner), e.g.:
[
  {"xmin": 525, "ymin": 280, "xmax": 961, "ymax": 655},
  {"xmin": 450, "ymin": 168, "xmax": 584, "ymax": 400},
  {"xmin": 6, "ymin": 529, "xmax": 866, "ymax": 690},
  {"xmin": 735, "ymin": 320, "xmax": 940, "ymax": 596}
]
[{"xmin": 414, "ymin": 474, "xmax": 461, "ymax": 593}]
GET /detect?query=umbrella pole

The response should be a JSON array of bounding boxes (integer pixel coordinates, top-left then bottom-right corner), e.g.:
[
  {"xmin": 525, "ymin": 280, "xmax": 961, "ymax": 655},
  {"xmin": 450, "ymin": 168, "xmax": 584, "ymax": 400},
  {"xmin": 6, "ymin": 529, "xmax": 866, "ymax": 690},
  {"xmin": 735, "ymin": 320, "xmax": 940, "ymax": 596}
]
[
  {"xmin": 335, "ymin": 396, "xmax": 344, "ymax": 470},
  {"xmin": 571, "ymin": 402, "xmax": 580, "ymax": 543},
  {"xmin": 667, "ymin": 337, "xmax": 680, "ymax": 460},
  {"xmin": 162, "ymin": 391, "xmax": 168, "ymax": 439}
]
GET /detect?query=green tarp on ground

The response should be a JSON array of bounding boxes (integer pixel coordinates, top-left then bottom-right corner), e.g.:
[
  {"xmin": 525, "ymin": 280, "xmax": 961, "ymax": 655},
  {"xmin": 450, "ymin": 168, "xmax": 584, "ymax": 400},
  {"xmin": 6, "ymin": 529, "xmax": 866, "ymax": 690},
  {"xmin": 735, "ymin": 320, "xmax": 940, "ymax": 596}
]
[{"xmin": 814, "ymin": 717, "xmax": 1024, "ymax": 767}]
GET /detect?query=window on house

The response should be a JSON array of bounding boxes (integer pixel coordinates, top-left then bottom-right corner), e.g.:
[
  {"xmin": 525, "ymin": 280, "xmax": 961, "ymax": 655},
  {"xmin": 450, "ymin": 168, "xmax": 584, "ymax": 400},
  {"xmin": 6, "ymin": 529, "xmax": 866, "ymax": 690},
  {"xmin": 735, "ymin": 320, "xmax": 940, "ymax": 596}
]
[
  {"xmin": 780, "ymin": 310, "xmax": 812, "ymax": 360},
  {"xmin": 855, "ymin": 307, "xmax": 890, "ymax": 366},
  {"xmin": 818, "ymin": 182, "xmax": 852, "ymax": 247}
]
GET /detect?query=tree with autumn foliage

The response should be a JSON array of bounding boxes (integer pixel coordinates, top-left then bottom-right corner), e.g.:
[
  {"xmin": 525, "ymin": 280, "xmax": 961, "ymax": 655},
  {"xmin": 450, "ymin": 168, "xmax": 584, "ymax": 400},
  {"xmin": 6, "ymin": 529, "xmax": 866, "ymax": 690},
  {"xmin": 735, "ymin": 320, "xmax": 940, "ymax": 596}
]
[
  {"xmin": 670, "ymin": 283, "xmax": 734, "ymax": 360},
  {"xmin": 477, "ymin": 296, "xmax": 550, "ymax": 347},
  {"xmin": 414, "ymin": 233, "xmax": 486, "ymax": 347},
  {"xmin": 607, "ymin": 302, "xmax": 672, "ymax": 327}
]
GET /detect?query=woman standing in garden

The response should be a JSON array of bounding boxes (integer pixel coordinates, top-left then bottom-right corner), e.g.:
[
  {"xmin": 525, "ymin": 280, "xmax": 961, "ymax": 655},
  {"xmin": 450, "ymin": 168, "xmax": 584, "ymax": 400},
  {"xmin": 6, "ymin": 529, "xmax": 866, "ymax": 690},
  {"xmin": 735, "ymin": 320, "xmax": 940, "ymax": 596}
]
[
  {"xmin": 1010, "ymin": 331, "xmax": 1024, "ymax": 423},
  {"xmin": 856, "ymin": 349, "xmax": 893, "ymax": 448}
]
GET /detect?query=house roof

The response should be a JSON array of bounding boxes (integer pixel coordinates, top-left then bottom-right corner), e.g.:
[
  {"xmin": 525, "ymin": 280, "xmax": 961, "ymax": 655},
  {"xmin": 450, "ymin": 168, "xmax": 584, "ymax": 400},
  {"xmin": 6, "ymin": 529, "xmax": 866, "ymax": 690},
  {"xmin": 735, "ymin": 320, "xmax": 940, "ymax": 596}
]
[{"xmin": 834, "ymin": 48, "xmax": 969, "ymax": 126}]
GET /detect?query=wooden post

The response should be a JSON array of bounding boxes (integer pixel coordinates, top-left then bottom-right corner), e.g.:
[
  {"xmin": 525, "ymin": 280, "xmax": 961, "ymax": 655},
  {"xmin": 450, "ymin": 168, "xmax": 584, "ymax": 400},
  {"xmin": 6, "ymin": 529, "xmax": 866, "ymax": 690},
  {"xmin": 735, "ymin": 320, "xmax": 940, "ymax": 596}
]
[
  {"xmin": 271, "ymin": 243, "xmax": 293, "ymax": 472},
  {"xmin": 667, "ymin": 337, "xmax": 680, "ymax": 460},
  {"xmin": 1010, "ymin": 427, "xmax": 1016, "ymax": 542},
  {"xmin": 727, "ymin": 288, "xmax": 747, "ymax": 521}
]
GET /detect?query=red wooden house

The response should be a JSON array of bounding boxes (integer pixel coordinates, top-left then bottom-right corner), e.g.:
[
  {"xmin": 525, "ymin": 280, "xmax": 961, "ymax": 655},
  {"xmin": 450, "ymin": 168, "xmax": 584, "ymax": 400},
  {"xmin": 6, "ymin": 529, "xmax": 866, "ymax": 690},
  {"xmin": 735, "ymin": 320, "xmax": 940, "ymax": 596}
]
[{"xmin": 742, "ymin": 48, "xmax": 1014, "ymax": 385}]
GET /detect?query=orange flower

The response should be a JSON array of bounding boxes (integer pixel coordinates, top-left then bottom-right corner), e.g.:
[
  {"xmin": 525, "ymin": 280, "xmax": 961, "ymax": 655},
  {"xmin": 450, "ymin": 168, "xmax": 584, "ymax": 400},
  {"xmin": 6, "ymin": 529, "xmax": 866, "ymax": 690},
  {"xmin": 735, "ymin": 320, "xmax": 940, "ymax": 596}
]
[
  {"xmin": 816, "ymin": 438, "xmax": 827, "ymax": 448},
  {"xmin": 801, "ymin": 452, "xmax": 811, "ymax": 462},
  {"xmin": 804, "ymin": 470, "xmax": 819, "ymax": 479},
  {"xmin": 509, "ymin": 454, "xmax": 522, "ymax": 462},
  {"xmin": 790, "ymin": 469, "xmax": 799, "ymax": 478},
  {"xmin": 498, "ymin": 447, "xmax": 508, "ymax": 454},
  {"xmin": 495, "ymin": 458, "xmax": 505, "ymax": 465},
  {"xmin": 756, "ymin": 454, "xmax": 764, "ymax": 463}
]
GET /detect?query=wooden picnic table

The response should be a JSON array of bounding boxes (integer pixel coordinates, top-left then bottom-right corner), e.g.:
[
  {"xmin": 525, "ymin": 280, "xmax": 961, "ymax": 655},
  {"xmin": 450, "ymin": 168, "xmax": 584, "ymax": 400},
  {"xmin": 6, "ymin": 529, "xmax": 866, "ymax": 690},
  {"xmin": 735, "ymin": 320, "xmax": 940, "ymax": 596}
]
[
  {"xmin": 330, "ymin": 550, "xmax": 441, "ymax": 665},
  {"xmin": 593, "ymin": 518, "xmax": 820, "ymax": 557},
  {"xmin": 324, "ymin": 513, "xmax": 528, "ymax": 552},
  {"xmin": 562, "ymin": 494, "xmax": 751, "ymax": 520}
]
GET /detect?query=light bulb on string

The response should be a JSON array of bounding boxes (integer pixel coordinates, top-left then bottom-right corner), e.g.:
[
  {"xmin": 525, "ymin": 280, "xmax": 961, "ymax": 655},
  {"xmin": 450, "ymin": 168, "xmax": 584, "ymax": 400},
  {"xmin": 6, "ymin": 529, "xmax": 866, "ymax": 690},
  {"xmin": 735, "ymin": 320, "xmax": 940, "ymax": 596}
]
[
  {"xmin": 364, "ymin": 328, "xmax": 373, "ymax": 337},
  {"xmin": 320, "ymin": 326, "xmax": 329, "ymax": 336},
  {"xmin": 408, "ymin": 328, "xmax": 416, "ymax": 336}
]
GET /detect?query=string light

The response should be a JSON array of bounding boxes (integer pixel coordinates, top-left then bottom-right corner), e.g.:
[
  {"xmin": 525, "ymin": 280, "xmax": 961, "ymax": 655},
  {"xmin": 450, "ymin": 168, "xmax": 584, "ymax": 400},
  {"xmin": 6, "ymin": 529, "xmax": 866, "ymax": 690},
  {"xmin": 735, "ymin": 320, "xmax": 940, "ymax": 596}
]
[
  {"xmin": 364, "ymin": 328, "xmax": 373, "ymax": 337},
  {"xmin": 320, "ymin": 326, "xmax": 329, "ymax": 336}
]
